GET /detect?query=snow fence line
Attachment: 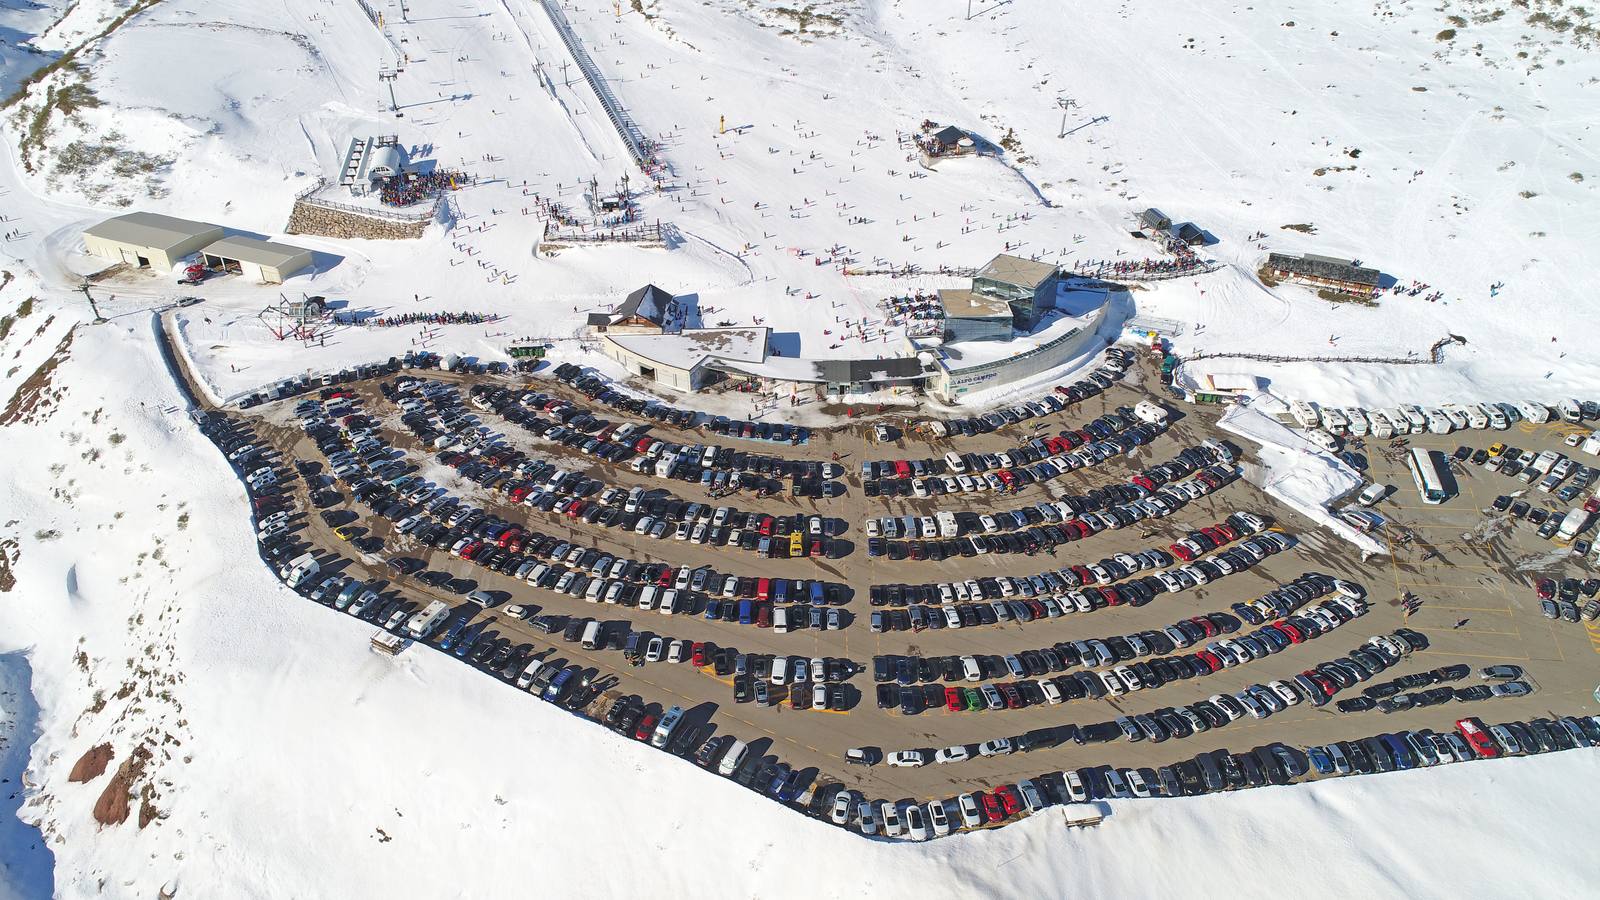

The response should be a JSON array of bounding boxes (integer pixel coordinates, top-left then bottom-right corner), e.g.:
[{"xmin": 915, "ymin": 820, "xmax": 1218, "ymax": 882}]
[{"xmin": 1218, "ymin": 399, "xmax": 1387, "ymax": 557}]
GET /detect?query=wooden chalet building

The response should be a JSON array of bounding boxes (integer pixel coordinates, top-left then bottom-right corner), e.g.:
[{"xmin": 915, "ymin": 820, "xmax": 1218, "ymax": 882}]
[{"xmin": 1266, "ymin": 252, "xmax": 1380, "ymax": 296}]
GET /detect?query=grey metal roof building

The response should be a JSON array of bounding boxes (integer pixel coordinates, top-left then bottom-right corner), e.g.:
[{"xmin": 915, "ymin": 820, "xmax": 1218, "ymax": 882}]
[
  {"xmin": 201, "ymin": 236, "xmax": 314, "ymax": 284},
  {"xmin": 82, "ymin": 212, "xmax": 225, "ymax": 272}
]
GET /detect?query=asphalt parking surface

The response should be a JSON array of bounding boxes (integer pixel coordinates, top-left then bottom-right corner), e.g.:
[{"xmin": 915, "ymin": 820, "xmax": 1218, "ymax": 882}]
[{"xmin": 215, "ymin": 351, "xmax": 1600, "ymax": 811}]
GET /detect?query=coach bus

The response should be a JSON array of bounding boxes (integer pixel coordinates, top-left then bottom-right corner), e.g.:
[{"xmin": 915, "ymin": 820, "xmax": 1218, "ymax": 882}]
[{"xmin": 1407, "ymin": 447, "xmax": 1454, "ymax": 504}]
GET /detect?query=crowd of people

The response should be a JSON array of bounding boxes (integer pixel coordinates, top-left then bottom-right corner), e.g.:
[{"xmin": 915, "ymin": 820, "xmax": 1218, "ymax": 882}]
[
  {"xmin": 1075, "ymin": 246, "xmax": 1210, "ymax": 279},
  {"xmin": 336, "ymin": 311, "xmax": 501, "ymax": 328},
  {"xmin": 378, "ymin": 170, "xmax": 460, "ymax": 208},
  {"xmin": 879, "ymin": 291, "xmax": 945, "ymax": 337}
]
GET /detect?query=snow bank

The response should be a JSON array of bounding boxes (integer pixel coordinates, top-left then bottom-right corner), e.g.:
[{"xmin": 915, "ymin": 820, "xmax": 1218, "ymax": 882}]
[{"xmin": 1218, "ymin": 397, "xmax": 1384, "ymax": 555}]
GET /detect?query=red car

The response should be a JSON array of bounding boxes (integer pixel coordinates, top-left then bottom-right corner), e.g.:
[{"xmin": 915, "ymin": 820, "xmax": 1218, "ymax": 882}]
[
  {"xmin": 892, "ymin": 460, "xmax": 912, "ymax": 479},
  {"xmin": 1102, "ymin": 586, "xmax": 1124, "ymax": 606},
  {"xmin": 1191, "ymin": 616, "xmax": 1218, "ymax": 638},
  {"xmin": 1535, "ymin": 578, "xmax": 1556, "ymax": 600},
  {"xmin": 996, "ymin": 469, "xmax": 1017, "ymax": 489},
  {"xmin": 1276, "ymin": 622, "xmax": 1306, "ymax": 644},
  {"xmin": 756, "ymin": 605, "xmax": 772, "ymax": 628},
  {"xmin": 633, "ymin": 713, "xmax": 657, "ymax": 741},
  {"xmin": 508, "ymin": 485, "xmax": 530, "ymax": 503},
  {"xmin": 978, "ymin": 791, "xmax": 1003, "ymax": 823},
  {"xmin": 1193, "ymin": 650, "xmax": 1223, "ymax": 674},
  {"xmin": 1456, "ymin": 717, "xmax": 1501, "ymax": 758},
  {"xmin": 690, "ymin": 642, "xmax": 708, "ymax": 667},
  {"xmin": 945, "ymin": 687, "xmax": 964, "ymax": 711},
  {"xmin": 657, "ymin": 567, "xmax": 674, "ymax": 588},
  {"xmin": 994, "ymin": 784, "xmax": 1022, "ymax": 817},
  {"xmin": 1170, "ymin": 543, "xmax": 1196, "ymax": 562},
  {"xmin": 757, "ymin": 578, "xmax": 772, "ymax": 601},
  {"xmin": 1000, "ymin": 684, "xmax": 1025, "ymax": 709},
  {"xmin": 758, "ymin": 517, "xmax": 775, "ymax": 536},
  {"xmin": 565, "ymin": 500, "xmax": 586, "ymax": 519}
]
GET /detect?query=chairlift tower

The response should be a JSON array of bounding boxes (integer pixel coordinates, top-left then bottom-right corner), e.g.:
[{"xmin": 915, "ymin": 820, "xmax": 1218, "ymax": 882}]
[
  {"xmin": 379, "ymin": 67, "xmax": 402, "ymax": 118},
  {"xmin": 78, "ymin": 278, "xmax": 107, "ymax": 324}
]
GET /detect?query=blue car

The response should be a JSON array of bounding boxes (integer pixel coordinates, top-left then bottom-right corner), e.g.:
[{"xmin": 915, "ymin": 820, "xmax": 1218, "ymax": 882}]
[
  {"xmin": 543, "ymin": 667, "xmax": 573, "ymax": 702},
  {"xmin": 764, "ymin": 763, "xmax": 791, "ymax": 797},
  {"xmin": 705, "ymin": 600, "xmax": 723, "ymax": 621},
  {"xmin": 738, "ymin": 600, "xmax": 753, "ymax": 625}
]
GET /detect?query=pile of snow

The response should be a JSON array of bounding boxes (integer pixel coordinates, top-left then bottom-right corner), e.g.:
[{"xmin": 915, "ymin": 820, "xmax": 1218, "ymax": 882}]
[{"xmin": 1218, "ymin": 397, "xmax": 1383, "ymax": 555}]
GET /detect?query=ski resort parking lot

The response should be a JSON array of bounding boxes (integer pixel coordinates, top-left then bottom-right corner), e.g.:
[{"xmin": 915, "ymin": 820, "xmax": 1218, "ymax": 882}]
[{"xmin": 198, "ymin": 342, "xmax": 1600, "ymax": 836}]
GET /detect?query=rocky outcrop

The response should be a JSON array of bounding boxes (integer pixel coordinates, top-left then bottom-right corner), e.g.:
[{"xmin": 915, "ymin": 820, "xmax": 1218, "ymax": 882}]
[
  {"xmin": 286, "ymin": 199, "xmax": 429, "ymax": 240},
  {"xmin": 68, "ymin": 743, "xmax": 113, "ymax": 783}
]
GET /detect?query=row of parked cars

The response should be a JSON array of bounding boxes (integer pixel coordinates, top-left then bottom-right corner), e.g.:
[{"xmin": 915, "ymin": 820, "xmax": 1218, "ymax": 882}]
[
  {"xmin": 856, "ymin": 708, "xmax": 1600, "ymax": 840},
  {"xmin": 470, "ymin": 381, "xmax": 840, "ymax": 497},
  {"xmin": 865, "ymin": 413, "xmax": 1178, "ymax": 501},
  {"xmin": 1337, "ymin": 664, "xmax": 1532, "ymax": 713},
  {"xmin": 872, "ymin": 579, "xmax": 1368, "ymax": 716},
  {"xmin": 869, "ymin": 459, "xmax": 1242, "ymax": 562},
  {"xmin": 866, "ymin": 525, "xmax": 1309, "ymax": 635}
]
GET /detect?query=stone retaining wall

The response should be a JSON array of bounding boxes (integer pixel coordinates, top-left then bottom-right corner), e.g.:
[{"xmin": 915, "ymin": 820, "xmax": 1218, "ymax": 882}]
[{"xmin": 285, "ymin": 200, "xmax": 429, "ymax": 240}]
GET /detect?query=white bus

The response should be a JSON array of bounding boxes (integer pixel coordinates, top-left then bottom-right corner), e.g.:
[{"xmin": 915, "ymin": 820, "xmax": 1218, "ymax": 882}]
[{"xmin": 1407, "ymin": 448, "xmax": 1454, "ymax": 504}]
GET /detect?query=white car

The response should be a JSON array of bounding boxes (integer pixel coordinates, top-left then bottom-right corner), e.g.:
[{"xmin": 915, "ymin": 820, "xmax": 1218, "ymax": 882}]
[
  {"xmin": 829, "ymin": 791, "xmax": 856, "ymax": 825},
  {"xmin": 934, "ymin": 745, "xmax": 971, "ymax": 764},
  {"xmin": 645, "ymin": 637, "xmax": 665, "ymax": 663},
  {"xmin": 958, "ymin": 793, "xmax": 983, "ymax": 828},
  {"xmin": 927, "ymin": 800, "xmax": 952, "ymax": 837},
  {"xmin": 880, "ymin": 801, "xmax": 903, "ymax": 837},
  {"xmin": 904, "ymin": 804, "xmax": 928, "ymax": 841},
  {"xmin": 667, "ymin": 640, "xmax": 687, "ymax": 664},
  {"xmin": 503, "ymin": 604, "xmax": 528, "ymax": 621},
  {"xmin": 977, "ymin": 738, "xmax": 1013, "ymax": 757},
  {"xmin": 887, "ymin": 749, "xmax": 930, "ymax": 767}
]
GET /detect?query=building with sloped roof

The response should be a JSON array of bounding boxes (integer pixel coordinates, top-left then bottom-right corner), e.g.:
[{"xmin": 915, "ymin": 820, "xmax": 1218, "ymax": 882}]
[
  {"xmin": 201, "ymin": 236, "xmax": 314, "ymax": 284},
  {"xmin": 1266, "ymin": 252, "xmax": 1380, "ymax": 296},
  {"xmin": 82, "ymin": 212, "xmax": 225, "ymax": 272},
  {"xmin": 597, "ymin": 283, "xmax": 678, "ymax": 334}
]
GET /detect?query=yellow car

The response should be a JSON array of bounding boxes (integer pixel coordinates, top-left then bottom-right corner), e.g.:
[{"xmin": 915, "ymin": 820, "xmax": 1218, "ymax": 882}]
[
  {"xmin": 333, "ymin": 525, "xmax": 357, "ymax": 541},
  {"xmin": 1487, "ymin": 442, "xmax": 1507, "ymax": 458}
]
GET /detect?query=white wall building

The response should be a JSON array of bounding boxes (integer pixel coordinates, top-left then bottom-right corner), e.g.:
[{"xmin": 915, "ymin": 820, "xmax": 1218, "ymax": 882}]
[{"xmin": 82, "ymin": 212, "xmax": 225, "ymax": 272}]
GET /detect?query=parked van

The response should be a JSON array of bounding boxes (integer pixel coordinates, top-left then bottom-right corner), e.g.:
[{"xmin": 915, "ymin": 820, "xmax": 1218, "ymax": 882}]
[
  {"xmin": 1440, "ymin": 404, "xmax": 1470, "ymax": 431},
  {"xmin": 1558, "ymin": 398, "xmax": 1583, "ymax": 423},
  {"xmin": 659, "ymin": 589, "xmax": 679, "ymax": 616},
  {"xmin": 773, "ymin": 606, "xmax": 791, "ymax": 633},
  {"xmin": 1483, "ymin": 404, "xmax": 1509, "ymax": 430},
  {"xmin": 1290, "ymin": 400, "xmax": 1320, "ymax": 430},
  {"xmin": 1344, "ymin": 407, "xmax": 1369, "ymax": 436},
  {"xmin": 1402, "ymin": 406, "xmax": 1428, "ymax": 432},
  {"xmin": 1320, "ymin": 407, "xmax": 1349, "ymax": 434},
  {"xmin": 651, "ymin": 705, "xmax": 684, "ymax": 748},
  {"xmin": 1356, "ymin": 483, "xmax": 1390, "ymax": 506},
  {"xmin": 637, "ymin": 585, "xmax": 659, "ymax": 611},
  {"xmin": 943, "ymin": 451, "xmax": 967, "ymax": 474},
  {"xmin": 406, "ymin": 600, "xmax": 450, "ymax": 639},
  {"xmin": 1426, "ymin": 408, "xmax": 1454, "ymax": 435},
  {"xmin": 1307, "ymin": 429, "xmax": 1340, "ymax": 453},
  {"xmin": 1368, "ymin": 411, "xmax": 1395, "ymax": 440},
  {"xmin": 282, "ymin": 552, "xmax": 320, "ymax": 589},
  {"xmin": 580, "ymin": 620, "xmax": 603, "ymax": 650},
  {"xmin": 1517, "ymin": 401, "xmax": 1552, "ymax": 424},
  {"xmin": 1464, "ymin": 404, "xmax": 1489, "ymax": 430},
  {"xmin": 1134, "ymin": 401, "xmax": 1169, "ymax": 426},
  {"xmin": 937, "ymin": 510, "xmax": 960, "ymax": 538},
  {"xmin": 1529, "ymin": 450, "xmax": 1561, "ymax": 476},
  {"xmin": 718, "ymin": 739, "xmax": 749, "ymax": 776}
]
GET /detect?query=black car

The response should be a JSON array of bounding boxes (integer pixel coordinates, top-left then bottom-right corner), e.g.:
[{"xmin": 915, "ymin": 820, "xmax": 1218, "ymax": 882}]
[{"xmin": 1336, "ymin": 696, "xmax": 1376, "ymax": 713}]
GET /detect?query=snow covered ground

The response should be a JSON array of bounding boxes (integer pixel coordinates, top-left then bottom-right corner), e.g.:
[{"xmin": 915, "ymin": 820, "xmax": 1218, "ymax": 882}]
[{"xmin": 3, "ymin": 0, "xmax": 1600, "ymax": 895}]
